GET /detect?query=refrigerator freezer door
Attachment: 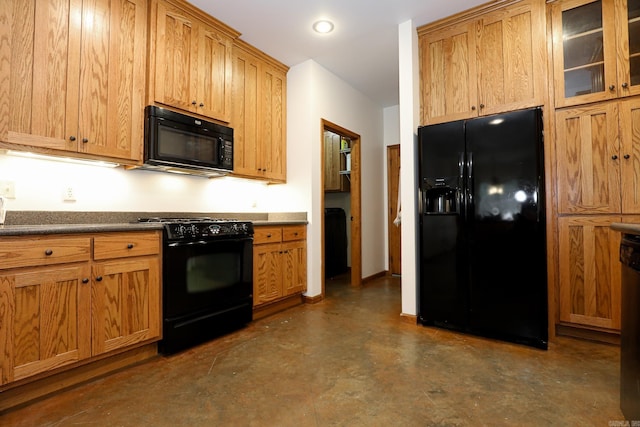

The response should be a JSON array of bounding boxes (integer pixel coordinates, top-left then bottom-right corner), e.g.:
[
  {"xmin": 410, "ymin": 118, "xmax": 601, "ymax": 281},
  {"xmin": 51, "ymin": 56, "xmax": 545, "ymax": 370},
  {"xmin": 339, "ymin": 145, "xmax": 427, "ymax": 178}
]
[
  {"xmin": 418, "ymin": 120, "xmax": 468, "ymax": 329},
  {"xmin": 465, "ymin": 108, "xmax": 548, "ymax": 348}
]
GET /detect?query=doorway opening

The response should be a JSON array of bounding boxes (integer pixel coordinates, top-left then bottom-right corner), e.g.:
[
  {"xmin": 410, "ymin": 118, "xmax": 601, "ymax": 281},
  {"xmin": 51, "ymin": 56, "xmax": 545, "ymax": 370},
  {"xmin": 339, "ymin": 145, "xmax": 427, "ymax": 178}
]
[{"xmin": 321, "ymin": 119, "xmax": 361, "ymax": 295}]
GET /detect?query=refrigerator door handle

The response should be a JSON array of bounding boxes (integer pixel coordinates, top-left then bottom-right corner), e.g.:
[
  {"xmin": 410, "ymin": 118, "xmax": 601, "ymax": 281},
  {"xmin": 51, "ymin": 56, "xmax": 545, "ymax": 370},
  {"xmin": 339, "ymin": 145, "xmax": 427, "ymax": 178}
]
[{"xmin": 467, "ymin": 151, "xmax": 473, "ymax": 215}]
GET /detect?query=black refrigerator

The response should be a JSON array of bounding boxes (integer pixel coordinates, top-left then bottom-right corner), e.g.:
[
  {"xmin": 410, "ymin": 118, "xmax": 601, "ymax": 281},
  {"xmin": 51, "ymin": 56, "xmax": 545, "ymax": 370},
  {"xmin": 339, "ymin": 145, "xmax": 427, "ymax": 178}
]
[{"xmin": 418, "ymin": 107, "xmax": 548, "ymax": 349}]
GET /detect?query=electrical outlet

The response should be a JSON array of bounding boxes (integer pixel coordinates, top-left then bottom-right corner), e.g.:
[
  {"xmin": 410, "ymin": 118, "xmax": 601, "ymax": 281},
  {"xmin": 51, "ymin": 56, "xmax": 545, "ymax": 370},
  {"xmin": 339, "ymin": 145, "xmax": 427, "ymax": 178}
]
[
  {"xmin": 63, "ymin": 186, "xmax": 76, "ymax": 202},
  {"xmin": 0, "ymin": 180, "xmax": 16, "ymax": 198}
]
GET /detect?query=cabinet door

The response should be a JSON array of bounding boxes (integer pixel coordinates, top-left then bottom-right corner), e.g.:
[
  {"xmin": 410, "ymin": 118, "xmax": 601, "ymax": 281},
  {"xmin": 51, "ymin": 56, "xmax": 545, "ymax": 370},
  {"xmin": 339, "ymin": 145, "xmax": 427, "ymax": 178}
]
[
  {"xmin": 91, "ymin": 257, "xmax": 160, "ymax": 355},
  {"xmin": 0, "ymin": 264, "xmax": 91, "ymax": 385},
  {"xmin": 476, "ymin": 0, "xmax": 546, "ymax": 116},
  {"xmin": 620, "ymin": 97, "xmax": 640, "ymax": 213},
  {"xmin": 195, "ymin": 22, "xmax": 233, "ymax": 122},
  {"xmin": 558, "ymin": 216, "xmax": 622, "ymax": 331},
  {"xmin": 153, "ymin": 1, "xmax": 198, "ymax": 113},
  {"xmin": 260, "ymin": 63, "xmax": 287, "ymax": 182},
  {"xmin": 231, "ymin": 45, "xmax": 261, "ymax": 177},
  {"xmin": 324, "ymin": 132, "xmax": 341, "ymax": 191},
  {"xmin": 282, "ymin": 240, "xmax": 307, "ymax": 296},
  {"xmin": 419, "ymin": 20, "xmax": 478, "ymax": 125},
  {"xmin": 253, "ymin": 242, "xmax": 282, "ymax": 305},
  {"xmin": 1, "ymin": 0, "xmax": 81, "ymax": 150},
  {"xmin": 616, "ymin": 0, "xmax": 640, "ymax": 97},
  {"xmin": 78, "ymin": 0, "xmax": 147, "ymax": 161},
  {"xmin": 551, "ymin": 0, "xmax": 618, "ymax": 107},
  {"xmin": 555, "ymin": 102, "xmax": 621, "ymax": 214}
]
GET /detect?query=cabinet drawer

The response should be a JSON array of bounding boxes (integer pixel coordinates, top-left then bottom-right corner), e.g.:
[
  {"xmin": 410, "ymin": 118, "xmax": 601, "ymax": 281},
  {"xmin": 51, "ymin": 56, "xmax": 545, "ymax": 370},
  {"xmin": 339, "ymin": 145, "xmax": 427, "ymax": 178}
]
[
  {"xmin": 253, "ymin": 227, "xmax": 283, "ymax": 244},
  {"xmin": 283, "ymin": 225, "xmax": 306, "ymax": 242},
  {"xmin": 0, "ymin": 236, "xmax": 91, "ymax": 269},
  {"xmin": 93, "ymin": 232, "xmax": 161, "ymax": 260}
]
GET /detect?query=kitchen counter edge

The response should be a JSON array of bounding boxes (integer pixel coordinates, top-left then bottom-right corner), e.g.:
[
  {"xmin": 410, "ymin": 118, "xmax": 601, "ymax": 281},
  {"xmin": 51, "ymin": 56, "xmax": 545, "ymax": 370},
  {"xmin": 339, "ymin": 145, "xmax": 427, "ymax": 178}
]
[{"xmin": 0, "ymin": 220, "xmax": 308, "ymax": 236}]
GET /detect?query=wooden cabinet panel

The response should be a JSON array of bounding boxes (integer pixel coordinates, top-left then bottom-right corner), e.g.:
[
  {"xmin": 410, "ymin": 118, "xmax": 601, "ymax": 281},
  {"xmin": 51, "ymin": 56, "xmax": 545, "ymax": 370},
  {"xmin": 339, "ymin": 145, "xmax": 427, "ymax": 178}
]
[
  {"xmin": 92, "ymin": 257, "xmax": 160, "ymax": 355},
  {"xmin": 0, "ymin": 0, "xmax": 146, "ymax": 162},
  {"xmin": 230, "ymin": 40, "xmax": 288, "ymax": 182},
  {"xmin": 150, "ymin": 0, "xmax": 236, "ymax": 122},
  {"xmin": 0, "ymin": 264, "xmax": 91, "ymax": 384},
  {"xmin": 0, "ymin": 231, "xmax": 161, "ymax": 386},
  {"xmin": 418, "ymin": 0, "xmax": 545, "ymax": 125},
  {"xmin": 558, "ymin": 216, "xmax": 621, "ymax": 330},
  {"xmin": 282, "ymin": 240, "xmax": 306, "ymax": 296},
  {"xmin": 0, "ymin": 236, "xmax": 91, "ymax": 270},
  {"xmin": 253, "ymin": 242, "xmax": 282, "ymax": 305},
  {"xmin": 477, "ymin": 0, "xmax": 545, "ymax": 116},
  {"xmin": 619, "ymin": 97, "xmax": 640, "ymax": 213},
  {"xmin": 419, "ymin": 20, "xmax": 478, "ymax": 125},
  {"xmin": 253, "ymin": 225, "xmax": 306, "ymax": 307},
  {"xmin": 551, "ymin": 0, "xmax": 640, "ymax": 107},
  {"xmin": 555, "ymin": 103, "xmax": 621, "ymax": 214},
  {"xmin": 93, "ymin": 232, "xmax": 161, "ymax": 260}
]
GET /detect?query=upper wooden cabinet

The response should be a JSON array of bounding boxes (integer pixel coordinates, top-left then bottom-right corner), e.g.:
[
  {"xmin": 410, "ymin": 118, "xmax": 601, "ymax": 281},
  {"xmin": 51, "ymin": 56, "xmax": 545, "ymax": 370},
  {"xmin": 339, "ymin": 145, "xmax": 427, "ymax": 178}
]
[
  {"xmin": 418, "ymin": 0, "xmax": 546, "ymax": 125},
  {"xmin": 148, "ymin": 0, "xmax": 239, "ymax": 123},
  {"xmin": 555, "ymin": 98, "xmax": 640, "ymax": 214},
  {"xmin": 231, "ymin": 40, "xmax": 288, "ymax": 182},
  {"xmin": 0, "ymin": 0, "xmax": 147, "ymax": 163},
  {"xmin": 551, "ymin": 0, "xmax": 640, "ymax": 107}
]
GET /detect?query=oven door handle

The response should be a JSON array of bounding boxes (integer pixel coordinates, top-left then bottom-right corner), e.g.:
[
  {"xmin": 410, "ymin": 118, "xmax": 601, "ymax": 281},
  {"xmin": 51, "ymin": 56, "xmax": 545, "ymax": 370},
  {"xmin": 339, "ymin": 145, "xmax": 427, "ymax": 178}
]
[{"xmin": 167, "ymin": 238, "xmax": 252, "ymax": 247}]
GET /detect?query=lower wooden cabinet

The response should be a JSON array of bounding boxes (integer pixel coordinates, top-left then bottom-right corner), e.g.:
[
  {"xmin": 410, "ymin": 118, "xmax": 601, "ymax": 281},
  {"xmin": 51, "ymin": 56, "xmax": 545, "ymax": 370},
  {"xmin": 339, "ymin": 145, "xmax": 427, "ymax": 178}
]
[
  {"xmin": 253, "ymin": 225, "xmax": 306, "ymax": 307},
  {"xmin": 0, "ymin": 231, "xmax": 161, "ymax": 386},
  {"xmin": 557, "ymin": 216, "xmax": 622, "ymax": 332}
]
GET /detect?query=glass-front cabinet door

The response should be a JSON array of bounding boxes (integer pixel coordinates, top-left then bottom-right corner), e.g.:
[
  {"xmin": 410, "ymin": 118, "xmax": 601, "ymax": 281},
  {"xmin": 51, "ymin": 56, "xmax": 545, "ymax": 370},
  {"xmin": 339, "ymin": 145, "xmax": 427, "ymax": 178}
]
[{"xmin": 552, "ymin": 0, "xmax": 640, "ymax": 107}]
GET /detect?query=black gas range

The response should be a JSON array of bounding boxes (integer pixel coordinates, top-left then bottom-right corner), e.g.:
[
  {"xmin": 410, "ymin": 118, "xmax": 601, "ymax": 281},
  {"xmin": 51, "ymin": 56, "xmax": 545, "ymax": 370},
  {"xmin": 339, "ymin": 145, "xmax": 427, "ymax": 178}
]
[{"xmin": 137, "ymin": 217, "xmax": 254, "ymax": 354}]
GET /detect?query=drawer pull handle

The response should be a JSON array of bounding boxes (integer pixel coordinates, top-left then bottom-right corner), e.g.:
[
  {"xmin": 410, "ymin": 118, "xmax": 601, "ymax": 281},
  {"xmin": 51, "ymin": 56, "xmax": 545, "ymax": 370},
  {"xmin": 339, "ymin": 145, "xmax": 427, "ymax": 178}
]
[
  {"xmin": 267, "ymin": 233, "xmax": 272, "ymax": 238},
  {"xmin": 82, "ymin": 278, "xmax": 89, "ymax": 284},
  {"xmin": 127, "ymin": 243, "xmax": 134, "ymax": 249},
  {"xmin": 96, "ymin": 276, "xmax": 103, "ymax": 282},
  {"xmin": 294, "ymin": 232, "xmax": 298, "ymax": 236},
  {"xmin": 45, "ymin": 249, "xmax": 53, "ymax": 256}
]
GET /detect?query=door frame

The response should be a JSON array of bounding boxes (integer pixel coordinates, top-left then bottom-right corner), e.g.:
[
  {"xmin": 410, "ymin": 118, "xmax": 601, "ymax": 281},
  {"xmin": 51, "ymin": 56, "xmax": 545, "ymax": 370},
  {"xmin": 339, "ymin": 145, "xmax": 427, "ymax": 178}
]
[{"xmin": 320, "ymin": 119, "xmax": 362, "ymax": 292}]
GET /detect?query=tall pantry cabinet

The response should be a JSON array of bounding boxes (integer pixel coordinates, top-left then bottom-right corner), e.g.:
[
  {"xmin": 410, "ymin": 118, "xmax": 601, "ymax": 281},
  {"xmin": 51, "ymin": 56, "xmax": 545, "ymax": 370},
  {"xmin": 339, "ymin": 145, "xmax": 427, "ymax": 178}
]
[{"xmin": 551, "ymin": 0, "xmax": 640, "ymax": 338}]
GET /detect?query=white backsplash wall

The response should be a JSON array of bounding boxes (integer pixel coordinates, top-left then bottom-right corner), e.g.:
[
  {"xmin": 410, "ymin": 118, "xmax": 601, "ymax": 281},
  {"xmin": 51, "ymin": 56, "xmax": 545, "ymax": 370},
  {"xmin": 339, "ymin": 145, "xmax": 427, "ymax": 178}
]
[{"xmin": 0, "ymin": 153, "xmax": 299, "ymax": 213}]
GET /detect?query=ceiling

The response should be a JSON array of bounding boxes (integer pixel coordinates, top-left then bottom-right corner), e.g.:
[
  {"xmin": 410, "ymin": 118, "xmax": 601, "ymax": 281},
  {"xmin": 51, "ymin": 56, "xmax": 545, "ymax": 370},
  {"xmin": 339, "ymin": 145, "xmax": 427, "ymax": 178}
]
[{"xmin": 187, "ymin": 0, "xmax": 488, "ymax": 108}]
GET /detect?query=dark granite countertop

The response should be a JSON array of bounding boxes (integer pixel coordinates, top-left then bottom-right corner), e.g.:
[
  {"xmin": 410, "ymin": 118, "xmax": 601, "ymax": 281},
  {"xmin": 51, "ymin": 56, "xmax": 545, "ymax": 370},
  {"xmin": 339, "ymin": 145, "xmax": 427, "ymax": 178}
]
[{"xmin": 0, "ymin": 211, "xmax": 307, "ymax": 236}]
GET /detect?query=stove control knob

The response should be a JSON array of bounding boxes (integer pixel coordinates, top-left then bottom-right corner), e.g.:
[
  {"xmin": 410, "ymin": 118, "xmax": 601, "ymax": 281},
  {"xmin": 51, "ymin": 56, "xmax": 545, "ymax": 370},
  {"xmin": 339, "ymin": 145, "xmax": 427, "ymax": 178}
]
[
  {"xmin": 190, "ymin": 224, "xmax": 198, "ymax": 236},
  {"xmin": 231, "ymin": 223, "xmax": 239, "ymax": 232},
  {"xmin": 177, "ymin": 225, "xmax": 187, "ymax": 236}
]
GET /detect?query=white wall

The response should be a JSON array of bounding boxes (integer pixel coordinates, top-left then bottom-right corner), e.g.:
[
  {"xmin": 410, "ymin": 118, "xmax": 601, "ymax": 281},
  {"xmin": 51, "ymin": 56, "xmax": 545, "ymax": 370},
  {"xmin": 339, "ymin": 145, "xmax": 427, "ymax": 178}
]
[
  {"xmin": 398, "ymin": 20, "xmax": 420, "ymax": 317},
  {"xmin": 0, "ymin": 153, "xmax": 291, "ymax": 213},
  {"xmin": 286, "ymin": 59, "xmax": 386, "ymax": 298}
]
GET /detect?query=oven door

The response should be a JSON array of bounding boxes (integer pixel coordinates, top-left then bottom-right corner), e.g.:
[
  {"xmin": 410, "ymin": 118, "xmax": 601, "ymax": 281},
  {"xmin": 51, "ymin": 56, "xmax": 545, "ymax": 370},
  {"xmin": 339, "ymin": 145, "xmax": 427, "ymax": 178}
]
[{"xmin": 163, "ymin": 236, "xmax": 253, "ymax": 321}]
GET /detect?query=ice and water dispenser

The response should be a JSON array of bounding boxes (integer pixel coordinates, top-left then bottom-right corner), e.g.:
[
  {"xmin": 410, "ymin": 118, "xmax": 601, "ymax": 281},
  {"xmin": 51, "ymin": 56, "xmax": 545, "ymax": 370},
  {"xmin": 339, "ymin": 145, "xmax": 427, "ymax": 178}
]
[{"xmin": 423, "ymin": 177, "xmax": 459, "ymax": 214}]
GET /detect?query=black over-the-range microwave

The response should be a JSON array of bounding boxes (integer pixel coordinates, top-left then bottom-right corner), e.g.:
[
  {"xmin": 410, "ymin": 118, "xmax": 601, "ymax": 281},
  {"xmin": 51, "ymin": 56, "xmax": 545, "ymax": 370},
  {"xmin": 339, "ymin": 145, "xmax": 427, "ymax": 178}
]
[{"xmin": 143, "ymin": 105, "xmax": 234, "ymax": 177}]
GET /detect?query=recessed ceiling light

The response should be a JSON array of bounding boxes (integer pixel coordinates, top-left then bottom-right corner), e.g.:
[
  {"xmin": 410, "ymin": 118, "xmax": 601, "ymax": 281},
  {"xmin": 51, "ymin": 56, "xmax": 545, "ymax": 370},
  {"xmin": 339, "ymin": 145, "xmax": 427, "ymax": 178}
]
[{"xmin": 313, "ymin": 20, "xmax": 334, "ymax": 34}]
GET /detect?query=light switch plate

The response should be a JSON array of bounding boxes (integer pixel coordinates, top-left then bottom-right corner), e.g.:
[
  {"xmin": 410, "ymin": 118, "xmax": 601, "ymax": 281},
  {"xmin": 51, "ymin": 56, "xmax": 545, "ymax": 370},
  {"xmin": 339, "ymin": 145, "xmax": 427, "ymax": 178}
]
[{"xmin": 0, "ymin": 180, "xmax": 16, "ymax": 198}]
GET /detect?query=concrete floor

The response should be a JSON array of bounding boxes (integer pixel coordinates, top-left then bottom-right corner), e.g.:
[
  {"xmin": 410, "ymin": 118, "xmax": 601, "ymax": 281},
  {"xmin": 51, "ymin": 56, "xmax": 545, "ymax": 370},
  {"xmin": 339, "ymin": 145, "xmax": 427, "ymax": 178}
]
[{"xmin": 0, "ymin": 275, "xmax": 625, "ymax": 426}]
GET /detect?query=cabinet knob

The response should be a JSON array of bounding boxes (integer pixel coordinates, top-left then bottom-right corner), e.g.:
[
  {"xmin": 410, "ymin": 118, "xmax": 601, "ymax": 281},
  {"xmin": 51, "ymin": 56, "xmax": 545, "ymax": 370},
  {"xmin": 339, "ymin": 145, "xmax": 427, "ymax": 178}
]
[
  {"xmin": 69, "ymin": 136, "xmax": 76, "ymax": 141},
  {"xmin": 127, "ymin": 243, "xmax": 134, "ymax": 249},
  {"xmin": 479, "ymin": 103, "xmax": 485, "ymax": 109},
  {"xmin": 612, "ymin": 155, "xmax": 619, "ymax": 160},
  {"xmin": 622, "ymin": 82, "xmax": 629, "ymax": 89},
  {"xmin": 199, "ymin": 103, "xmax": 204, "ymax": 108},
  {"xmin": 471, "ymin": 106, "xmax": 476, "ymax": 111},
  {"xmin": 82, "ymin": 138, "xmax": 88, "ymax": 143},
  {"xmin": 624, "ymin": 154, "xmax": 631, "ymax": 159},
  {"xmin": 82, "ymin": 278, "xmax": 89, "ymax": 284},
  {"xmin": 96, "ymin": 276, "xmax": 103, "ymax": 282},
  {"xmin": 609, "ymin": 84, "xmax": 616, "ymax": 91},
  {"xmin": 266, "ymin": 233, "xmax": 272, "ymax": 238},
  {"xmin": 192, "ymin": 100, "xmax": 197, "ymax": 105},
  {"xmin": 44, "ymin": 249, "xmax": 53, "ymax": 256},
  {"xmin": 294, "ymin": 232, "xmax": 298, "ymax": 236}
]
